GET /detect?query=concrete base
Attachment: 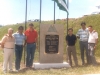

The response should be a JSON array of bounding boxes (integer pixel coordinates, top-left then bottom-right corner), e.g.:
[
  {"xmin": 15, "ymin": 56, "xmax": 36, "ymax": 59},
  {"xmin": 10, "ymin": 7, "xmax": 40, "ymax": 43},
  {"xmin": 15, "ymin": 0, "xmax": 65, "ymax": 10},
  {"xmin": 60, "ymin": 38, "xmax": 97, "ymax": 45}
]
[{"xmin": 33, "ymin": 62, "xmax": 70, "ymax": 69}]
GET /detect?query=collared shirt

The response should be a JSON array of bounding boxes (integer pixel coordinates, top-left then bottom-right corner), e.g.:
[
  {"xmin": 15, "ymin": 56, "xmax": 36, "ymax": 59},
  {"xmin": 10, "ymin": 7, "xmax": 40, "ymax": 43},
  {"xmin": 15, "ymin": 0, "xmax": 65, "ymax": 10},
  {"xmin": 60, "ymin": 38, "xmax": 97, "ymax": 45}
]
[
  {"xmin": 13, "ymin": 33, "xmax": 25, "ymax": 45},
  {"xmin": 1, "ymin": 35, "xmax": 15, "ymax": 48},
  {"xmin": 76, "ymin": 28, "xmax": 89, "ymax": 41},
  {"xmin": 88, "ymin": 31, "xmax": 98, "ymax": 43},
  {"xmin": 66, "ymin": 34, "xmax": 77, "ymax": 46},
  {"xmin": 24, "ymin": 29, "xmax": 38, "ymax": 43}
]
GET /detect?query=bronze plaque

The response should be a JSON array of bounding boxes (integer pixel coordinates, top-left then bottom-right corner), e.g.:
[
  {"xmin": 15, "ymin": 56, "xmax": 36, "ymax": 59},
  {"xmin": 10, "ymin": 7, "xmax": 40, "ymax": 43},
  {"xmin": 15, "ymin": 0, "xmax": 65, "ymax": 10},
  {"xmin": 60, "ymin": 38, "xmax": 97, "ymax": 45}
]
[{"xmin": 45, "ymin": 35, "xmax": 59, "ymax": 54}]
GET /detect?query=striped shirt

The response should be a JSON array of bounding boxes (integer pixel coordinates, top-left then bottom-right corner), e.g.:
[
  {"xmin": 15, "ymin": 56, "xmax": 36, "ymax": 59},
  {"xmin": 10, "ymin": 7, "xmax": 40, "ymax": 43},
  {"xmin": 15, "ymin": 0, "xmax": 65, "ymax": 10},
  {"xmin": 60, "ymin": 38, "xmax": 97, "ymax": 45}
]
[
  {"xmin": 13, "ymin": 33, "xmax": 25, "ymax": 45},
  {"xmin": 76, "ymin": 28, "xmax": 89, "ymax": 41}
]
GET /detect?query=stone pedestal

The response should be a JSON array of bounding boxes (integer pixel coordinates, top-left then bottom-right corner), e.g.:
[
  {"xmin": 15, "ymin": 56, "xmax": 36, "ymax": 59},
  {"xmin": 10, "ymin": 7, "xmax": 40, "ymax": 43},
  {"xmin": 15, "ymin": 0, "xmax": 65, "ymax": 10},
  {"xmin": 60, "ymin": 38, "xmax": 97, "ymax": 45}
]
[{"xmin": 33, "ymin": 62, "xmax": 70, "ymax": 69}]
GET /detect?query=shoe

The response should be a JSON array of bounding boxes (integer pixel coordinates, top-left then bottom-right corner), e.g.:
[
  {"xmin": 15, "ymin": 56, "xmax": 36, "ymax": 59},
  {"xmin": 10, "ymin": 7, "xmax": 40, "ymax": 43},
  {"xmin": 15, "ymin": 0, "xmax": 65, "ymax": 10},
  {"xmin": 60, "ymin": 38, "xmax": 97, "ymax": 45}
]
[
  {"xmin": 3, "ymin": 71, "xmax": 7, "ymax": 74},
  {"xmin": 15, "ymin": 70, "xmax": 19, "ymax": 72},
  {"xmin": 30, "ymin": 66, "xmax": 33, "ymax": 68},
  {"xmin": 9, "ymin": 69, "xmax": 13, "ymax": 73},
  {"xmin": 82, "ymin": 62, "xmax": 85, "ymax": 66}
]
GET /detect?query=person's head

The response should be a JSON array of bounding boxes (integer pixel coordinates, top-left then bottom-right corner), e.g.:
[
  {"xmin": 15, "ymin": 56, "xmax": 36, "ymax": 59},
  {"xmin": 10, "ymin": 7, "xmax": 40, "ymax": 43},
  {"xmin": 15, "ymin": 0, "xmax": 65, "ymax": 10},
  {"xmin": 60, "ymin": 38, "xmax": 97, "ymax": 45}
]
[
  {"xmin": 81, "ymin": 22, "xmax": 86, "ymax": 29},
  {"xmin": 18, "ymin": 26, "xmax": 24, "ymax": 34},
  {"xmin": 68, "ymin": 28, "xmax": 73, "ymax": 35},
  {"xmin": 8, "ymin": 28, "xmax": 13, "ymax": 35},
  {"xmin": 29, "ymin": 23, "xmax": 34, "ymax": 30},
  {"xmin": 88, "ymin": 25, "xmax": 93, "ymax": 32}
]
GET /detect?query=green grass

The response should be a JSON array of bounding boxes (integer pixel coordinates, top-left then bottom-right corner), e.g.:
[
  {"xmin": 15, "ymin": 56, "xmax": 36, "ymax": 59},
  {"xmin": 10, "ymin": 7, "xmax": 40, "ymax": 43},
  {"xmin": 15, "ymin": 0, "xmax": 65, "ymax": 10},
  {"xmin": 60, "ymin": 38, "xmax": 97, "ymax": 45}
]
[{"xmin": 0, "ymin": 14, "xmax": 100, "ymax": 75}]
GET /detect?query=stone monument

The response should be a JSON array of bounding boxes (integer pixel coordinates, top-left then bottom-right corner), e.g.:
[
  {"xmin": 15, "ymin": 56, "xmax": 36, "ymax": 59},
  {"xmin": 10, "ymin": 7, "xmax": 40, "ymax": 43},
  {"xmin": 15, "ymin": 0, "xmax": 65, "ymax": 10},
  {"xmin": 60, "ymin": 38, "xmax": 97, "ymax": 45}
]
[{"xmin": 33, "ymin": 24, "xmax": 70, "ymax": 69}]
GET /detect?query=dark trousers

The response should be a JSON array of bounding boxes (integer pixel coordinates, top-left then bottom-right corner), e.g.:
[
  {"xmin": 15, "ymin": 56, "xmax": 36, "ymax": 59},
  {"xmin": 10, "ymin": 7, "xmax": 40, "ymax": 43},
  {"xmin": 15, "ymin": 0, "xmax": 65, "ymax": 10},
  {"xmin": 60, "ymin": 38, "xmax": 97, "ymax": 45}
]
[
  {"xmin": 79, "ymin": 41, "xmax": 89, "ymax": 65},
  {"xmin": 15, "ymin": 45, "xmax": 23, "ymax": 70},
  {"xmin": 67, "ymin": 46, "xmax": 78, "ymax": 66},
  {"xmin": 88, "ymin": 43, "xmax": 97, "ymax": 65},
  {"xmin": 26, "ymin": 43, "xmax": 36, "ymax": 67}
]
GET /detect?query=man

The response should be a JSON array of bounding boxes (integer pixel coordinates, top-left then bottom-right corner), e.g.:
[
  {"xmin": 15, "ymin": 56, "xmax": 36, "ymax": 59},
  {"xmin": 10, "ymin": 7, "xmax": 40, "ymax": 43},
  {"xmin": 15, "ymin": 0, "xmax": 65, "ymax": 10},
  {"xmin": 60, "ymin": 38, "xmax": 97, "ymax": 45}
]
[
  {"xmin": 88, "ymin": 25, "xmax": 98, "ymax": 66},
  {"xmin": 1, "ymin": 28, "xmax": 15, "ymax": 73},
  {"xmin": 24, "ymin": 23, "xmax": 38, "ymax": 68},
  {"xmin": 76, "ymin": 22, "xmax": 89, "ymax": 65},
  {"xmin": 13, "ymin": 26, "xmax": 25, "ymax": 72},
  {"xmin": 66, "ymin": 28, "xmax": 78, "ymax": 67}
]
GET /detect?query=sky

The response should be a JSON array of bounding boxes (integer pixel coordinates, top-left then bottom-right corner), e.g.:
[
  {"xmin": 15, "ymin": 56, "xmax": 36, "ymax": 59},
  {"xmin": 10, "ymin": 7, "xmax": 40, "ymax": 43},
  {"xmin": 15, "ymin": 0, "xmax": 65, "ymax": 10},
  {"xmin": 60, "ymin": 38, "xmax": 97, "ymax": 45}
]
[{"xmin": 0, "ymin": 0, "xmax": 100, "ymax": 25}]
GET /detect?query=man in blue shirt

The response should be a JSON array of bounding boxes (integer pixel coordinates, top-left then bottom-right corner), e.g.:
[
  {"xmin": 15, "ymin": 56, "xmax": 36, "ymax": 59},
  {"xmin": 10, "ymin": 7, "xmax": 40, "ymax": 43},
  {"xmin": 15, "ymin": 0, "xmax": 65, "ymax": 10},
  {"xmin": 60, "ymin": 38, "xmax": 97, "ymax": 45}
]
[{"xmin": 13, "ymin": 26, "xmax": 25, "ymax": 72}]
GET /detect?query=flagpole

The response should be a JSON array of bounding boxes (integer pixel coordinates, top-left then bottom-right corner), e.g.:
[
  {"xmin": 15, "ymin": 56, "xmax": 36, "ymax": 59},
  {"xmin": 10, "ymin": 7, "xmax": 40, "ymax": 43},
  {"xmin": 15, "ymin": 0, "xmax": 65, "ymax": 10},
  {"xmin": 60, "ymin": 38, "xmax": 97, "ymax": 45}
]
[
  {"xmin": 39, "ymin": 0, "xmax": 42, "ymax": 62},
  {"xmin": 24, "ymin": 0, "xmax": 27, "ymax": 65},
  {"xmin": 67, "ymin": 0, "xmax": 69, "ymax": 35},
  {"xmin": 54, "ymin": 1, "xmax": 55, "ymax": 24},
  {"xmin": 40, "ymin": 0, "xmax": 42, "ymax": 23}
]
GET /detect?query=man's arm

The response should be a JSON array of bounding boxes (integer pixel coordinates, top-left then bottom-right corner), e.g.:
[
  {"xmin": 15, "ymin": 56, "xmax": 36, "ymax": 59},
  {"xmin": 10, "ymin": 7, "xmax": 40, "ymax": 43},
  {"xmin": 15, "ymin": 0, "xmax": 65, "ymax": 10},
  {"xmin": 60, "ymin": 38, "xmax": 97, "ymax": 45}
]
[
  {"xmin": 94, "ymin": 39, "xmax": 98, "ymax": 49},
  {"xmin": 24, "ymin": 36, "xmax": 27, "ymax": 46},
  {"xmin": 76, "ymin": 30, "xmax": 80, "ymax": 39},
  {"xmin": 94, "ymin": 32, "xmax": 98, "ymax": 49},
  {"xmin": 35, "ymin": 32, "xmax": 38, "ymax": 46},
  {"xmin": 23, "ymin": 31, "xmax": 27, "ymax": 46},
  {"xmin": 95, "ymin": 39, "xmax": 98, "ymax": 46},
  {"xmin": 75, "ymin": 35, "xmax": 77, "ymax": 43},
  {"xmin": 66, "ymin": 35, "xmax": 68, "ymax": 45},
  {"xmin": 1, "ymin": 36, "xmax": 7, "ymax": 48}
]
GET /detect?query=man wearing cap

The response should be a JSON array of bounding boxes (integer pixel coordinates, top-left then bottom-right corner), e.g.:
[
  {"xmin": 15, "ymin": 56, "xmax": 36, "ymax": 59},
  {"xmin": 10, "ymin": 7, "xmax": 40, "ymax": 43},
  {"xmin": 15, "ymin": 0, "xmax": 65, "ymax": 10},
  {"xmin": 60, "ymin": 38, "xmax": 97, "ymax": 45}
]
[
  {"xmin": 76, "ymin": 22, "xmax": 90, "ymax": 65},
  {"xmin": 24, "ymin": 23, "xmax": 38, "ymax": 68},
  {"xmin": 13, "ymin": 26, "xmax": 25, "ymax": 72}
]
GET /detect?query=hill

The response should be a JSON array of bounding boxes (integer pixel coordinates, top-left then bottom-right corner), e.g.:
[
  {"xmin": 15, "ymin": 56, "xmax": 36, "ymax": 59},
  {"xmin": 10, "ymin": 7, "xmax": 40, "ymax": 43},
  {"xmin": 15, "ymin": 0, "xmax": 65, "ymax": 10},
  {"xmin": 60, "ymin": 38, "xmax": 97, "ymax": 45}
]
[{"xmin": 0, "ymin": 14, "xmax": 100, "ymax": 55}]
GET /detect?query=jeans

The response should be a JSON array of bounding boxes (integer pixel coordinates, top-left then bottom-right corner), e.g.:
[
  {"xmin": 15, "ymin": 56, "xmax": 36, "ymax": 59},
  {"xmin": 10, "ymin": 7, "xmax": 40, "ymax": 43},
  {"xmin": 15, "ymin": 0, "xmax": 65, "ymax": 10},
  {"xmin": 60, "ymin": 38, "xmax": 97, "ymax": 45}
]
[
  {"xmin": 79, "ymin": 41, "xmax": 89, "ymax": 65},
  {"xmin": 15, "ymin": 45, "xmax": 23, "ymax": 70},
  {"xmin": 26, "ymin": 43, "xmax": 36, "ymax": 67}
]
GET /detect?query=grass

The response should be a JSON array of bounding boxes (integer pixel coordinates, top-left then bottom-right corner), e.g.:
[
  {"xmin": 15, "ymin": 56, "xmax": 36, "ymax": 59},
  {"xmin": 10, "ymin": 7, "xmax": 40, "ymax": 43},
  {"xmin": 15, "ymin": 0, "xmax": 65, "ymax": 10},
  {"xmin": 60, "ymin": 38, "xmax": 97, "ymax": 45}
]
[
  {"xmin": 0, "ymin": 51, "xmax": 100, "ymax": 75},
  {"xmin": 0, "ymin": 14, "xmax": 100, "ymax": 75}
]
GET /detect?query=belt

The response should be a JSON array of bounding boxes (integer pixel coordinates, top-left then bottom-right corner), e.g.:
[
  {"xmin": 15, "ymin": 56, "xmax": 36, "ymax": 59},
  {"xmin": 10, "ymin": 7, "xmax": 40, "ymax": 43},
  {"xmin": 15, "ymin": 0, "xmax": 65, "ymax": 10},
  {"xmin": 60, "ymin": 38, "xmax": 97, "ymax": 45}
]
[
  {"xmin": 4, "ymin": 47, "xmax": 14, "ymax": 49},
  {"xmin": 15, "ymin": 44, "xmax": 23, "ymax": 46},
  {"xmin": 27, "ymin": 42, "xmax": 35, "ymax": 44},
  {"xmin": 88, "ymin": 43, "xmax": 95, "ymax": 44}
]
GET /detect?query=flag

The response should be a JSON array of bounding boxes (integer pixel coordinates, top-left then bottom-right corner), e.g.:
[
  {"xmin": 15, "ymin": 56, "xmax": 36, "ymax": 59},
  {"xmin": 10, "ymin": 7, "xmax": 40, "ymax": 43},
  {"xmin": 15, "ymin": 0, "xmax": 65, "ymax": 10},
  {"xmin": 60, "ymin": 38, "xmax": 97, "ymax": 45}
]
[{"xmin": 52, "ymin": 0, "xmax": 69, "ymax": 14}]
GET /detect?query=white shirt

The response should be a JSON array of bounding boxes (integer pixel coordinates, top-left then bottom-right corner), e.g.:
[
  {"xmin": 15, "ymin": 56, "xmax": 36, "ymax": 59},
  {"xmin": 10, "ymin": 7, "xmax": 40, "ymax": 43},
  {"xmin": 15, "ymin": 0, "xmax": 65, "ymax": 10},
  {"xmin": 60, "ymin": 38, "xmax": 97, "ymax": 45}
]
[{"xmin": 88, "ymin": 31, "xmax": 98, "ymax": 43}]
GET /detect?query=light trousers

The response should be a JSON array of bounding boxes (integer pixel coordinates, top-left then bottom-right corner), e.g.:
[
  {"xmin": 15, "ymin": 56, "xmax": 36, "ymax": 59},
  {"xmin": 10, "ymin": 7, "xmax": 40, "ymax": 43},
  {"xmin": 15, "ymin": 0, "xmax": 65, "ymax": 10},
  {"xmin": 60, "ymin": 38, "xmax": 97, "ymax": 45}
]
[
  {"xmin": 3, "ymin": 48, "xmax": 14, "ymax": 72},
  {"xmin": 88, "ymin": 43, "xmax": 97, "ymax": 65}
]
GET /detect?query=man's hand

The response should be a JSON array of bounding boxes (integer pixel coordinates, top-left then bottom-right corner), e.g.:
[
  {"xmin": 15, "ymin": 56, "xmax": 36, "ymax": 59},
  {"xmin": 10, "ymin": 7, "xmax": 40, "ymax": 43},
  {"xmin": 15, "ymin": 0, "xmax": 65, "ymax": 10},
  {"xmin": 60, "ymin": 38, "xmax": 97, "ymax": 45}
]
[
  {"xmin": 76, "ymin": 36, "xmax": 80, "ymax": 39},
  {"xmin": 94, "ymin": 45, "xmax": 97, "ymax": 49}
]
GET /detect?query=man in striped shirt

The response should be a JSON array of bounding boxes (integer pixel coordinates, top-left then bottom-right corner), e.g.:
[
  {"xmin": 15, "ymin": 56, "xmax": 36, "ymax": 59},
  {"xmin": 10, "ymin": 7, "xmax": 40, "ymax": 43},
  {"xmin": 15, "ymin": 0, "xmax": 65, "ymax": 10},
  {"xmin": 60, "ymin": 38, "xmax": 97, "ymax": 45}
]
[
  {"xmin": 76, "ymin": 22, "xmax": 90, "ymax": 65},
  {"xmin": 13, "ymin": 26, "xmax": 25, "ymax": 72}
]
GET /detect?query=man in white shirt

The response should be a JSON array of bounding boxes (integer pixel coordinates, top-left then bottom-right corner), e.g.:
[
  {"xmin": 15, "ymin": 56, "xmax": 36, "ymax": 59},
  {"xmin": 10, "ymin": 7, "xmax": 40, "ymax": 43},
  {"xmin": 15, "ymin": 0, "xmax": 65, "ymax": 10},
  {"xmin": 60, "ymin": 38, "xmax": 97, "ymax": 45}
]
[{"xmin": 88, "ymin": 25, "xmax": 98, "ymax": 66}]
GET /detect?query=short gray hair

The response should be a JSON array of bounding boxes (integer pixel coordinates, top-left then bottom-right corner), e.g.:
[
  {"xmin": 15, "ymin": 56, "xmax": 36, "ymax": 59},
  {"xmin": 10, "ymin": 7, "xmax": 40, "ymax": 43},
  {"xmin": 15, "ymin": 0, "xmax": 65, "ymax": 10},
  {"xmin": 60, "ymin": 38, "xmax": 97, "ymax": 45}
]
[{"xmin": 8, "ymin": 28, "xmax": 13, "ymax": 32}]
